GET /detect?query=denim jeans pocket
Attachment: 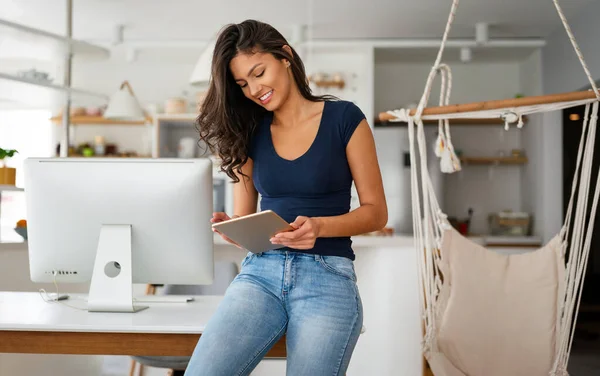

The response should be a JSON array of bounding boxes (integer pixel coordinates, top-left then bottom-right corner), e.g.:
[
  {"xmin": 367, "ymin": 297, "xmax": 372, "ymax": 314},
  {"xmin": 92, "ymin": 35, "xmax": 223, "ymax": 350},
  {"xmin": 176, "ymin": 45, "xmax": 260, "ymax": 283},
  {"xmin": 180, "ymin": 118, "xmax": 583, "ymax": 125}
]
[
  {"xmin": 241, "ymin": 252, "xmax": 256, "ymax": 267},
  {"xmin": 317, "ymin": 255, "xmax": 357, "ymax": 282}
]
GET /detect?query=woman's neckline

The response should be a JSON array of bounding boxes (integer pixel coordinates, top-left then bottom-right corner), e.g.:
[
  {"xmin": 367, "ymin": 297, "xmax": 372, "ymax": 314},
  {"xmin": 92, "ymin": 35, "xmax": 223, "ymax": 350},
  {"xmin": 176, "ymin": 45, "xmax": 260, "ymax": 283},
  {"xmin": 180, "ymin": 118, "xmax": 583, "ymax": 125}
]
[{"xmin": 268, "ymin": 100, "xmax": 328, "ymax": 163}]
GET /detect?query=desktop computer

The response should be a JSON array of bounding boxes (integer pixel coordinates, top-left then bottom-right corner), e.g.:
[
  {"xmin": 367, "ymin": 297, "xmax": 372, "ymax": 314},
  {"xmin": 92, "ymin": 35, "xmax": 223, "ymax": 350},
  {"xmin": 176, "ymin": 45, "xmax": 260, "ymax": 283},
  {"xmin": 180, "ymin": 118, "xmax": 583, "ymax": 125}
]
[{"xmin": 23, "ymin": 158, "xmax": 215, "ymax": 313}]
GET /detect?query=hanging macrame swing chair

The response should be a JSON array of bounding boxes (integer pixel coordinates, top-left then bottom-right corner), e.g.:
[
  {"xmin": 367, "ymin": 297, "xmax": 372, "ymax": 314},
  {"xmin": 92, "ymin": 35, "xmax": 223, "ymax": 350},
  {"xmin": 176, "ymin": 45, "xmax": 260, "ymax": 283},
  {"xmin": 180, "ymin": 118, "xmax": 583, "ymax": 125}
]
[{"xmin": 379, "ymin": 1, "xmax": 599, "ymax": 375}]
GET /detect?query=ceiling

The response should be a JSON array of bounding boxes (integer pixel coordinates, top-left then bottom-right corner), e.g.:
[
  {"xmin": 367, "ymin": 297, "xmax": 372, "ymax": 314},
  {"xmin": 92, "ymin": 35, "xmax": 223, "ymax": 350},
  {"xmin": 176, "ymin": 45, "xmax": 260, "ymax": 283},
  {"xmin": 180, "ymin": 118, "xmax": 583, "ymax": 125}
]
[{"xmin": 0, "ymin": 0, "xmax": 595, "ymax": 43}]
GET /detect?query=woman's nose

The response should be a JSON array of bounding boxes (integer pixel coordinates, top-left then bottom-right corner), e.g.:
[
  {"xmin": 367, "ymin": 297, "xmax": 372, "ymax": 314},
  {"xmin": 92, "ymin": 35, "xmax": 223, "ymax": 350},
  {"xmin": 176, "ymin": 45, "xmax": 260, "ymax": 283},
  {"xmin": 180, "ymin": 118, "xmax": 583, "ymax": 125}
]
[{"xmin": 249, "ymin": 82, "xmax": 262, "ymax": 98}]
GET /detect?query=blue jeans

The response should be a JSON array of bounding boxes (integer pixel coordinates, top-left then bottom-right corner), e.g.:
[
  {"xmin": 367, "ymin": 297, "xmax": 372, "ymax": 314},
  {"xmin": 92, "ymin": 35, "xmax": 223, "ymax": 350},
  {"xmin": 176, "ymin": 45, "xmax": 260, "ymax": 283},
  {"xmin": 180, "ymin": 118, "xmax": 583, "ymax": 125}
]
[{"xmin": 184, "ymin": 250, "xmax": 363, "ymax": 376}]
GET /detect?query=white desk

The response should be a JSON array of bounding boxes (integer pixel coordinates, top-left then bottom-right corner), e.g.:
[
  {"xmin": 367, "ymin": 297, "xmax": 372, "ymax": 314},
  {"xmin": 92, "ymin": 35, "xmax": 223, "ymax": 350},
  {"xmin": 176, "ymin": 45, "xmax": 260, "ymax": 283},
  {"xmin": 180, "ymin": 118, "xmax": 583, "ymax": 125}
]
[{"xmin": 0, "ymin": 292, "xmax": 286, "ymax": 357}]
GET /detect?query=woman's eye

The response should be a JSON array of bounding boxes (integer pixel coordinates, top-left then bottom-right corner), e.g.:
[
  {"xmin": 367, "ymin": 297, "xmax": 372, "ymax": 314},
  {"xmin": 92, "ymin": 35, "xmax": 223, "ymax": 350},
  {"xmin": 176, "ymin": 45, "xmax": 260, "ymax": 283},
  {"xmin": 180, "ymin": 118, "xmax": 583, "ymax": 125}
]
[
  {"xmin": 256, "ymin": 70, "xmax": 265, "ymax": 78},
  {"xmin": 240, "ymin": 83, "xmax": 247, "ymax": 88}
]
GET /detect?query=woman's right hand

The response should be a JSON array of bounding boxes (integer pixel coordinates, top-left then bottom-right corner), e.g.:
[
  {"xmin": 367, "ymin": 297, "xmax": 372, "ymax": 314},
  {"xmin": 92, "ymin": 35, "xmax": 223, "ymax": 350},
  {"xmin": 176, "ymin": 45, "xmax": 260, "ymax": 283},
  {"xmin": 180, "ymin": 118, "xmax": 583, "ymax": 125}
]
[{"xmin": 211, "ymin": 212, "xmax": 242, "ymax": 248}]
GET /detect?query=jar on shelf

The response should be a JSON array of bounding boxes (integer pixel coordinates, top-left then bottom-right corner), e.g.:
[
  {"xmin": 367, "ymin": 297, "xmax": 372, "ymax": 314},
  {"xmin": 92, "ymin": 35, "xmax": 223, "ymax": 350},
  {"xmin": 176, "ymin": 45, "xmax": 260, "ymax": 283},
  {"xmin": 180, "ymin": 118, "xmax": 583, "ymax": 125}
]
[
  {"xmin": 165, "ymin": 98, "xmax": 187, "ymax": 114},
  {"xmin": 94, "ymin": 136, "xmax": 106, "ymax": 156}
]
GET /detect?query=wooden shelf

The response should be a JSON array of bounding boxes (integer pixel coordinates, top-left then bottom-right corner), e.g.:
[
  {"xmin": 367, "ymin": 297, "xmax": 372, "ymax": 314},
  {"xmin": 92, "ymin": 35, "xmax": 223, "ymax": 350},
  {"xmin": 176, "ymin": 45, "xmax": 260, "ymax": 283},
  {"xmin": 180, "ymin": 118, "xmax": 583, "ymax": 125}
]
[
  {"xmin": 50, "ymin": 116, "xmax": 150, "ymax": 125},
  {"xmin": 0, "ymin": 18, "xmax": 109, "ymax": 60},
  {"xmin": 374, "ymin": 117, "xmax": 526, "ymax": 127},
  {"xmin": 155, "ymin": 114, "xmax": 198, "ymax": 121},
  {"xmin": 51, "ymin": 113, "xmax": 195, "ymax": 125},
  {"xmin": 460, "ymin": 156, "xmax": 528, "ymax": 165}
]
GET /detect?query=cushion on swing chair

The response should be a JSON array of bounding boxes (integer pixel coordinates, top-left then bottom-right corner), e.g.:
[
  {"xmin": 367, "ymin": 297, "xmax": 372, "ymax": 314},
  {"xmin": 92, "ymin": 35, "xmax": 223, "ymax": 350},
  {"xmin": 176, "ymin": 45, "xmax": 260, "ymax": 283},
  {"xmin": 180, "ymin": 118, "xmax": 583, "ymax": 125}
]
[{"xmin": 432, "ymin": 228, "xmax": 565, "ymax": 376}]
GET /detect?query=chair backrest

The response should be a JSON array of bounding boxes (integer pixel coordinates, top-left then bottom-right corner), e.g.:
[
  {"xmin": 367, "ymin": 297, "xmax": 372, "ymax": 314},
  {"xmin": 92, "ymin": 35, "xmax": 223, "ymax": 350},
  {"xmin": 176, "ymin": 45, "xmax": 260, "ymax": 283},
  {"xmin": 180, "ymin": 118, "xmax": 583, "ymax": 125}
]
[{"xmin": 162, "ymin": 261, "xmax": 239, "ymax": 296}]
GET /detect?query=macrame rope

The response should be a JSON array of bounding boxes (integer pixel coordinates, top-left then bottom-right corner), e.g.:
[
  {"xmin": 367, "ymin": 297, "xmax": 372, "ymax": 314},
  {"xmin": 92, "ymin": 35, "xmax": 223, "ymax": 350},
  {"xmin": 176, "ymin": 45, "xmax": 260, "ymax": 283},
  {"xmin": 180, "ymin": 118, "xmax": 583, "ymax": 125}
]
[
  {"xmin": 552, "ymin": 102, "xmax": 599, "ymax": 373},
  {"xmin": 414, "ymin": 0, "xmax": 459, "ymax": 121}
]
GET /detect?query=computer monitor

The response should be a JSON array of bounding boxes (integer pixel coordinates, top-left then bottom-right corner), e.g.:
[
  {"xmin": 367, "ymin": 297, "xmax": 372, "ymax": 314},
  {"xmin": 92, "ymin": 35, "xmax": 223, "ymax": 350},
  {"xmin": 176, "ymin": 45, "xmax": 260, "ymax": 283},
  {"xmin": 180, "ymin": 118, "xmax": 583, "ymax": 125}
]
[{"xmin": 24, "ymin": 158, "xmax": 214, "ymax": 313}]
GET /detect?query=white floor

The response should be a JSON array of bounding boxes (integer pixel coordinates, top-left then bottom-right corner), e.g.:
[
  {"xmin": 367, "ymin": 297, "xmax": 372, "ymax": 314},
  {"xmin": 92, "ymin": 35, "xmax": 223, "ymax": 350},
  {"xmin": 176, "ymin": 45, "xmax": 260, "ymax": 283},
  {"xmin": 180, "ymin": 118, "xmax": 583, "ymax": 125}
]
[
  {"xmin": 0, "ymin": 354, "xmax": 286, "ymax": 376},
  {"xmin": 102, "ymin": 355, "xmax": 287, "ymax": 376}
]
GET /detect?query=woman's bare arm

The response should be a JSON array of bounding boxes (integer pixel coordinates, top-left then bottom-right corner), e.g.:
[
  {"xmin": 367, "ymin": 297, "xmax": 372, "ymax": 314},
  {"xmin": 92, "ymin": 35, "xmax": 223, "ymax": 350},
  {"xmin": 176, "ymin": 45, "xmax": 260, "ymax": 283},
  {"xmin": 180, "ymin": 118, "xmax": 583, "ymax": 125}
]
[{"xmin": 232, "ymin": 158, "xmax": 259, "ymax": 218}]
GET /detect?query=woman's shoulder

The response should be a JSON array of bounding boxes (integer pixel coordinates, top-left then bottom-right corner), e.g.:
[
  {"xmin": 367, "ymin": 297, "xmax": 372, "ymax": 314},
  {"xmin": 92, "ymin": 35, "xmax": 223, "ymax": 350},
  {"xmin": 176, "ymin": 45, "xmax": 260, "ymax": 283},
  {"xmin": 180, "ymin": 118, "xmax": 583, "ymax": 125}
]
[
  {"xmin": 325, "ymin": 100, "xmax": 365, "ymax": 124},
  {"xmin": 323, "ymin": 100, "xmax": 366, "ymax": 146},
  {"xmin": 325, "ymin": 99, "xmax": 362, "ymax": 113}
]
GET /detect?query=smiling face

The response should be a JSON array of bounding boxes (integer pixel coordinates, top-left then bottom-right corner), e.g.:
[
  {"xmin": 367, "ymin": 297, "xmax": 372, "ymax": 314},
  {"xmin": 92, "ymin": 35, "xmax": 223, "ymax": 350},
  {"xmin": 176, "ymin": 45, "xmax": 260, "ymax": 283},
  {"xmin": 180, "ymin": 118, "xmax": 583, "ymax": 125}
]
[{"xmin": 229, "ymin": 51, "xmax": 293, "ymax": 111}]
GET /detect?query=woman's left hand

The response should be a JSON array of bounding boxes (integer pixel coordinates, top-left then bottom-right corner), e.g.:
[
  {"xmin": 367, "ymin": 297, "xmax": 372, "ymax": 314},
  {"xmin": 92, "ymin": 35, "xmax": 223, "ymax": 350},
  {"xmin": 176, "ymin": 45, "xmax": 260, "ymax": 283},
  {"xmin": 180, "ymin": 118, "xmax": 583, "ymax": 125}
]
[{"xmin": 270, "ymin": 216, "xmax": 321, "ymax": 250}]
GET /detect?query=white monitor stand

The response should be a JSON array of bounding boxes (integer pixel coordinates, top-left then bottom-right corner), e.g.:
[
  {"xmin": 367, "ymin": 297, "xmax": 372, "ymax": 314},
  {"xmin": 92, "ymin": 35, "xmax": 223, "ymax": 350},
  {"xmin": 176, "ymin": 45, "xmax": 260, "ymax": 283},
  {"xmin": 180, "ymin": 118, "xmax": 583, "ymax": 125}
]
[{"xmin": 88, "ymin": 224, "xmax": 148, "ymax": 313}]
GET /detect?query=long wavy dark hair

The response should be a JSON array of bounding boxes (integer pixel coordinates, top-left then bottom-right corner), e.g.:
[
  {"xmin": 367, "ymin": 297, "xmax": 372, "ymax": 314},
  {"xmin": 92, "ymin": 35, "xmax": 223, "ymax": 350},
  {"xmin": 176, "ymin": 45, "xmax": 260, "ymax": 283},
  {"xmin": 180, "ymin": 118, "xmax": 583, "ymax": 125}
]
[{"xmin": 196, "ymin": 19, "xmax": 333, "ymax": 182}]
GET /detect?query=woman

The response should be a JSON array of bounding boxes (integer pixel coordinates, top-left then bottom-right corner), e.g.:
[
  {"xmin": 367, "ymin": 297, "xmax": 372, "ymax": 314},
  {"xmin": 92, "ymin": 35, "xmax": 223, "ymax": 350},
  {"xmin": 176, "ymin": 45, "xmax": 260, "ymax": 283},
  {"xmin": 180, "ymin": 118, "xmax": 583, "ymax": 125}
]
[{"xmin": 185, "ymin": 19, "xmax": 387, "ymax": 376}]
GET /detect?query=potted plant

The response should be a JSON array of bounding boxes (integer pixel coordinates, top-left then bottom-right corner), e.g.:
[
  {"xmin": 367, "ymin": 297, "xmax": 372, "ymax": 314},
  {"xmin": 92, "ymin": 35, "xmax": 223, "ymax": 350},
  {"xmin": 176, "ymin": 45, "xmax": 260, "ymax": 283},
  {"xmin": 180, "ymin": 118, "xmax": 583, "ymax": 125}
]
[{"xmin": 0, "ymin": 148, "xmax": 18, "ymax": 186}]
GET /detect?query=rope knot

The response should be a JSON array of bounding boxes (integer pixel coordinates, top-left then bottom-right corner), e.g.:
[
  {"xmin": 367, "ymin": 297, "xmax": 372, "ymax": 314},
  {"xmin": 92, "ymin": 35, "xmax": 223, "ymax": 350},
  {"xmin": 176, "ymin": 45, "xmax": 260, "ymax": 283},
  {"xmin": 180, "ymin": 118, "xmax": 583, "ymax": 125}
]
[
  {"xmin": 386, "ymin": 109, "xmax": 411, "ymax": 123},
  {"xmin": 501, "ymin": 111, "xmax": 519, "ymax": 131},
  {"xmin": 517, "ymin": 114, "xmax": 525, "ymax": 128},
  {"xmin": 437, "ymin": 209, "xmax": 447, "ymax": 219}
]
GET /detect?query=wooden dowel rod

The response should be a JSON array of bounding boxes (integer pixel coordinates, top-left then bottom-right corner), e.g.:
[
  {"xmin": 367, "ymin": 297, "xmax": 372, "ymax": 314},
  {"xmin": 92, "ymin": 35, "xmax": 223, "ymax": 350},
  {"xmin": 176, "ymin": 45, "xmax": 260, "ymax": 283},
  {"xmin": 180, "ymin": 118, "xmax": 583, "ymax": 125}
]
[{"xmin": 378, "ymin": 89, "xmax": 599, "ymax": 122}]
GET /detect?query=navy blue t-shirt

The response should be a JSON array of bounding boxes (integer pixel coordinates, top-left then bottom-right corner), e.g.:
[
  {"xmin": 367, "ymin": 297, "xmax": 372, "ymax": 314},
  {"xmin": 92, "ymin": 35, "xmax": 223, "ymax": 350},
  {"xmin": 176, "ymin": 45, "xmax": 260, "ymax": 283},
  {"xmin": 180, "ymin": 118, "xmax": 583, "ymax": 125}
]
[{"xmin": 248, "ymin": 100, "xmax": 365, "ymax": 260}]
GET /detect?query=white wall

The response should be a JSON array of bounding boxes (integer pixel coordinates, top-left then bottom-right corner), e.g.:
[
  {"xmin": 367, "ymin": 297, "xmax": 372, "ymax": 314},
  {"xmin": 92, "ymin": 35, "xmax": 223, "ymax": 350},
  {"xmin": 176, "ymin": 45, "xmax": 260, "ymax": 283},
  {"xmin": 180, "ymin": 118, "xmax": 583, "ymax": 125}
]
[
  {"xmin": 71, "ymin": 48, "xmax": 201, "ymax": 111},
  {"xmin": 519, "ymin": 50, "xmax": 545, "ymax": 238},
  {"xmin": 374, "ymin": 59, "xmax": 526, "ymax": 235},
  {"xmin": 375, "ymin": 61, "xmax": 522, "ymax": 111},
  {"xmin": 542, "ymin": 1, "xmax": 600, "ymax": 94},
  {"xmin": 303, "ymin": 45, "xmax": 374, "ymax": 127}
]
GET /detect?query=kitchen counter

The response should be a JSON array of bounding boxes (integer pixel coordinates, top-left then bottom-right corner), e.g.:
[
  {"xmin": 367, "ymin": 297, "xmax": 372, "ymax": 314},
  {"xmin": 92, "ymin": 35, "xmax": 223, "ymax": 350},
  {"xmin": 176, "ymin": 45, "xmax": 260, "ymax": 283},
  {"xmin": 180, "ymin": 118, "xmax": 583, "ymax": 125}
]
[
  {"xmin": 0, "ymin": 233, "xmax": 543, "ymax": 252},
  {"xmin": 212, "ymin": 233, "xmax": 415, "ymax": 248},
  {"xmin": 0, "ymin": 235, "xmax": 413, "ymax": 253}
]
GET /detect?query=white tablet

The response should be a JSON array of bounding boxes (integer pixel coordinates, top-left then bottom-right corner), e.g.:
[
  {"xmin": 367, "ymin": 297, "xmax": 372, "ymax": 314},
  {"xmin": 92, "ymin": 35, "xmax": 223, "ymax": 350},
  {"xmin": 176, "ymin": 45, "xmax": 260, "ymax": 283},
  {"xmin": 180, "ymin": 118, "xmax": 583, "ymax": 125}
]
[{"xmin": 211, "ymin": 210, "xmax": 295, "ymax": 253}]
